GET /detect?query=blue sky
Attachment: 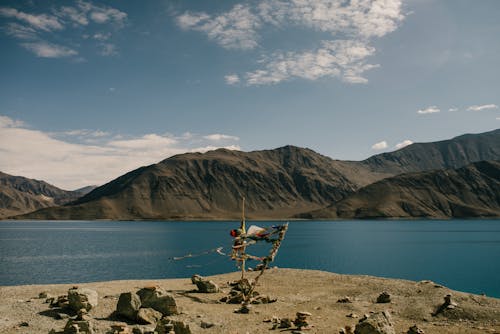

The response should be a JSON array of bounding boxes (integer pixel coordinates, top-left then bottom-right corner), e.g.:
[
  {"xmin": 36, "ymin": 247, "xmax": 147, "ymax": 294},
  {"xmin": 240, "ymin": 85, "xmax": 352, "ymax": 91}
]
[{"xmin": 1, "ymin": 0, "xmax": 499, "ymax": 189}]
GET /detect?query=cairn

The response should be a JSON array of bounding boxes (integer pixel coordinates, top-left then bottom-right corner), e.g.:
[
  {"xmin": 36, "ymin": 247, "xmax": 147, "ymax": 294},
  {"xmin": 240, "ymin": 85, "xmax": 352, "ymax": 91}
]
[{"xmin": 293, "ymin": 311, "xmax": 312, "ymax": 330}]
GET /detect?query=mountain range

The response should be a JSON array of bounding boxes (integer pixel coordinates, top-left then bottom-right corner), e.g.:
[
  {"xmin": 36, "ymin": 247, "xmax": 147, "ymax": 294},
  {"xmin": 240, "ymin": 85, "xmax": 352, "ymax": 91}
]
[
  {"xmin": 4, "ymin": 129, "xmax": 500, "ymax": 220},
  {"xmin": 0, "ymin": 172, "xmax": 95, "ymax": 218}
]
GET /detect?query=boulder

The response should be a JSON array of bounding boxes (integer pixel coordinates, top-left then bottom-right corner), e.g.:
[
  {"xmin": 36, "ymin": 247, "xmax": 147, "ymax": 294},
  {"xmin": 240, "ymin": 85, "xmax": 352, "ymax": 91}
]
[
  {"xmin": 137, "ymin": 308, "xmax": 162, "ymax": 325},
  {"xmin": 191, "ymin": 275, "xmax": 219, "ymax": 293},
  {"xmin": 354, "ymin": 311, "xmax": 395, "ymax": 334},
  {"xmin": 116, "ymin": 292, "xmax": 141, "ymax": 321},
  {"xmin": 68, "ymin": 288, "xmax": 98, "ymax": 312},
  {"xmin": 376, "ymin": 292, "xmax": 391, "ymax": 304},
  {"xmin": 137, "ymin": 287, "xmax": 177, "ymax": 316}
]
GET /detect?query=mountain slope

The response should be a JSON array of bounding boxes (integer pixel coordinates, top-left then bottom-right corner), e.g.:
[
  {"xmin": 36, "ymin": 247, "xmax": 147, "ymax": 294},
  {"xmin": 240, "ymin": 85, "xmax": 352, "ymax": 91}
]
[
  {"xmin": 11, "ymin": 129, "xmax": 500, "ymax": 220},
  {"xmin": 301, "ymin": 160, "xmax": 500, "ymax": 219},
  {"xmin": 0, "ymin": 172, "xmax": 83, "ymax": 218},
  {"xmin": 362, "ymin": 129, "xmax": 500, "ymax": 174},
  {"xmin": 18, "ymin": 146, "xmax": 371, "ymax": 220}
]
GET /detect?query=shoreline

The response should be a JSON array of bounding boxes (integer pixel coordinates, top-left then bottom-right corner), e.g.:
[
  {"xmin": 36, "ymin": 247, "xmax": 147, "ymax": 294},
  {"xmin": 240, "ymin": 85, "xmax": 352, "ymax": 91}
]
[{"xmin": 1, "ymin": 268, "xmax": 499, "ymax": 333}]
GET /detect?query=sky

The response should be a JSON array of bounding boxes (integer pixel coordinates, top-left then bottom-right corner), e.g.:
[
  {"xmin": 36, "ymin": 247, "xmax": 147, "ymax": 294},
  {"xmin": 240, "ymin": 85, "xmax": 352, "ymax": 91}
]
[{"xmin": 1, "ymin": 0, "xmax": 499, "ymax": 190}]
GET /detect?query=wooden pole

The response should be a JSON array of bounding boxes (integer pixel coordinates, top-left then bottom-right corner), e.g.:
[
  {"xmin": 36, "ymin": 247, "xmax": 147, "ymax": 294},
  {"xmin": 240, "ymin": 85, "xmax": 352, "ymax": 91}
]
[{"xmin": 240, "ymin": 196, "xmax": 246, "ymax": 280}]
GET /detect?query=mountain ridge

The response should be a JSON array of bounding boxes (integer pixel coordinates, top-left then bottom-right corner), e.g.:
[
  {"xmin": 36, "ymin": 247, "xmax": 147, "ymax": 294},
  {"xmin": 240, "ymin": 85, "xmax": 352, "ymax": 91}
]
[{"xmin": 8, "ymin": 128, "xmax": 500, "ymax": 220}]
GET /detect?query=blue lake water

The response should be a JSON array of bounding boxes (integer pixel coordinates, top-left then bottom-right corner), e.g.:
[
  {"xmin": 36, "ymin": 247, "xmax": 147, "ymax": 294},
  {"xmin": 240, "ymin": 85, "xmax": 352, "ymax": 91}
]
[{"xmin": 1, "ymin": 220, "xmax": 499, "ymax": 298}]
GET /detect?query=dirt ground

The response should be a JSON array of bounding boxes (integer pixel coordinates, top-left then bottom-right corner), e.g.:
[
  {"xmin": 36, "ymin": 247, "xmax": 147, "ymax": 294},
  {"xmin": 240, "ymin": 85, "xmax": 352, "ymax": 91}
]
[{"xmin": 1, "ymin": 268, "xmax": 499, "ymax": 334}]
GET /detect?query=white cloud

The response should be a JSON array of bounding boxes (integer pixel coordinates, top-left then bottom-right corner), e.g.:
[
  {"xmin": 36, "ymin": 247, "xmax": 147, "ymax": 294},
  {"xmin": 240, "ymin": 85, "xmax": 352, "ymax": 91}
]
[
  {"xmin": 258, "ymin": 0, "xmax": 404, "ymax": 38},
  {"xmin": 99, "ymin": 43, "xmax": 117, "ymax": 56},
  {"xmin": 224, "ymin": 74, "xmax": 240, "ymax": 85},
  {"xmin": 63, "ymin": 129, "xmax": 110, "ymax": 138},
  {"xmin": 176, "ymin": 4, "xmax": 261, "ymax": 50},
  {"xmin": 371, "ymin": 140, "xmax": 388, "ymax": 150},
  {"xmin": 176, "ymin": 0, "xmax": 404, "ymax": 85},
  {"xmin": 21, "ymin": 41, "xmax": 77, "ymax": 58},
  {"xmin": 448, "ymin": 107, "xmax": 458, "ymax": 112},
  {"xmin": 0, "ymin": 115, "xmax": 241, "ymax": 189},
  {"xmin": 0, "ymin": 7, "xmax": 63, "ymax": 31},
  {"xmin": 4, "ymin": 22, "xmax": 38, "ymax": 40},
  {"xmin": 467, "ymin": 104, "xmax": 498, "ymax": 111},
  {"xmin": 93, "ymin": 32, "xmax": 111, "ymax": 41},
  {"xmin": 204, "ymin": 134, "xmax": 240, "ymax": 142},
  {"xmin": 395, "ymin": 139, "xmax": 413, "ymax": 149},
  {"xmin": 245, "ymin": 40, "xmax": 378, "ymax": 85},
  {"xmin": 1, "ymin": 2, "xmax": 127, "ymax": 59},
  {"xmin": 417, "ymin": 106, "xmax": 440, "ymax": 114}
]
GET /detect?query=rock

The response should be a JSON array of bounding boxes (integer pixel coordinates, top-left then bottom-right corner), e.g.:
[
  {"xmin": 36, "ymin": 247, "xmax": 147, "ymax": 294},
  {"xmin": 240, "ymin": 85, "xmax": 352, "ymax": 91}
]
[
  {"xmin": 132, "ymin": 326, "xmax": 156, "ymax": 334},
  {"xmin": 63, "ymin": 319, "xmax": 94, "ymax": 334},
  {"xmin": 279, "ymin": 318, "xmax": 292, "ymax": 328},
  {"xmin": 57, "ymin": 313, "xmax": 71, "ymax": 320},
  {"xmin": 19, "ymin": 321, "xmax": 29, "ymax": 327},
  {"xmin": 347, "ymin": 313, "xmax": 359, "ymax": 318},
  {"xmin": 191, "ymin": 274, "xmax": 219, "ymax": 293},
  {"xmin": 77, "ymin": 308, "xmax": 91, "ymax": 321},
  {"xmin": 137, "ymin": 308, "xmax": 162, "ymax": 325},
  {"xmin": 52, "ymin": 295, "xmax": 69, "ymax": 308},
  {"xmin": 116, "ymin": 292, "xmax": 141, "ymax": 321},
  {"xmin": 108, "ymin": 323, "xmax": 132, "ymax": 334},
  {"xmin": 444, "ymin": 294, "xmax": 457, "ymax": 309},
  {"xmin": 354, "ymin": 311, "xmax": 395, "ymax": 334},
  {"xmin": 200, "ymin": 321, "xmax": 215, "ymax": 328},
  {"xmin": 173, "ymin": 321, "xmax": 192, "ymax": 334},
  {"xmin": 68, "ymin": 288, "xmax": 98, "ymax": 312},
  {"xmin": 294, "ymin": 311, "xmax": 312, "ymax": 330},
  {"xmin": 39, "ymin": 291, "xmax": 51, "ymax": 299},
  {"xmin": 337, "ymin": 296, "xmax": 352, "ymax": 303},
  {"xmin": 137, "ymin": 287, "xmax": 178, "ymax": 316},
  {"xmin": 156, "ymin": 319, "xmax": 191, "ymax": 334},
  {"xmin": 407, "ymin": 325, "xmax": 425, "ymax": 334},
  {"xmin": 376, "ymin": 292, "xmax": 391, "ymax": 303}
]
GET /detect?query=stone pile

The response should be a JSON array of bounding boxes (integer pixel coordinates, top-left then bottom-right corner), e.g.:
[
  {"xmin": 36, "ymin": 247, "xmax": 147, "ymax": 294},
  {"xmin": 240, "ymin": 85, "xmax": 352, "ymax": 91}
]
[
  {"xmin": 293, "ymin": 311, "xmax": 312, "ymax": 330},
  {"xmin": 267, "ymin": 311, "xmax": 312, "ymax": 332},
  {"xmin": 219, "ymin": 278, "xmax": 276, "ymax": 311},
  {"xmin": 48, "ymin": 287, "xmax": 99, "ymax": 334},
  {"xmin": 116, "ymin": 286, "xmax": 178, "ymax": 324},
  {"xmin": 433, "ymin": 293, "xmax": 458, "ymax": 316}
]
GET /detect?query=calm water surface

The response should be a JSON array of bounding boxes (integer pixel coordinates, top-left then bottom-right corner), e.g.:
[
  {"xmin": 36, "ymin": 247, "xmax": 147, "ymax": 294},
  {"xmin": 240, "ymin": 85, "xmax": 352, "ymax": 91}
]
[{"xmin": 1, "ymin": 220, "xmax": 499, "ymax": 297}]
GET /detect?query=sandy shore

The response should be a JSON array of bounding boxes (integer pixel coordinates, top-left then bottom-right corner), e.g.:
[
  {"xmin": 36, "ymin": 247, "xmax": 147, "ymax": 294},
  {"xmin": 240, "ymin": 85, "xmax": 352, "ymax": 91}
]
[{"xmin": 1, "ymin": 268, "xmax": 499, "ymax": 333}]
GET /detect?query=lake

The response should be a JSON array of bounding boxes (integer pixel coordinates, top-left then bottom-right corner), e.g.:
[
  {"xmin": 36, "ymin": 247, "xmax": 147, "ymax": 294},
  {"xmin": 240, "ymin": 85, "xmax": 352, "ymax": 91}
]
[{"xmin": 1, "ymin": 220, "xmax": 499, "ymax": 298}]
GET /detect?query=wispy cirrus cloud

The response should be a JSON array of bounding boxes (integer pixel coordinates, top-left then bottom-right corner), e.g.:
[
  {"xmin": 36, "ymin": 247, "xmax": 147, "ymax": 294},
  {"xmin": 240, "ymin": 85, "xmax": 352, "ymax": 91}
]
[
  {"xmin": 0, "ymin": 1, "xmax": 127, "ymax": 58},
  {"xmin": 177, "ymin": 4, "xmax": 261, "ymax": 50},
  {"xmin": 371, "ymin": 140, "xmax": 388, "ymax": 150},
  {"xmin": 467, "ymin": 104, "xmax": 498, "ymax": 111},
  {"xmin": 21, "ymin": 41, "xmax": 77, "ymax": 58},
  {"xmin": 224, "ymin": 74, "xmax": 241, "ymax": 85},
  {"xmin": 417, "ymin": 106, "xmax": 440, "ymax": 114},
  {"xmin": 176, "ymin": 0, "xmax": 405, "ymax": 86},
  {"xmin": 0, "ymin": 7, "xmax": 63, "ymax": 31},
  {"xmin": 245, "ymin": 40, "xmax": 378, "ymax": 85},
  {"xmin": 0, "ymin": 115, "xmax": 240, "ymax": 189}
]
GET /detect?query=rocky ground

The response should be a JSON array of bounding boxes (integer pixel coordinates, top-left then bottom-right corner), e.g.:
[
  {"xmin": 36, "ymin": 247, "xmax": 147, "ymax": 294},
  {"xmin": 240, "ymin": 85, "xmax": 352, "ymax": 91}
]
[{"xmin": 1, "ymin": 268, "xmax": 499, "ymax": 334}]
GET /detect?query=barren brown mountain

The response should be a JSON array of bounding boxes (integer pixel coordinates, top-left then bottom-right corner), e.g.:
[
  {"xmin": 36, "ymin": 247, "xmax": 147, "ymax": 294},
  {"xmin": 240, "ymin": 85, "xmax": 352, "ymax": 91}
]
[
  {"xmin": 302, "ymin": 160, "xmax": 500, "ymax": 219},
  {"xmin": 0, "ymin": 172, "xmax": 93, "ymax": 218},
  {"xmin": 9, "ymin": 129, "xmax": 500, "ymax": 220}
]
